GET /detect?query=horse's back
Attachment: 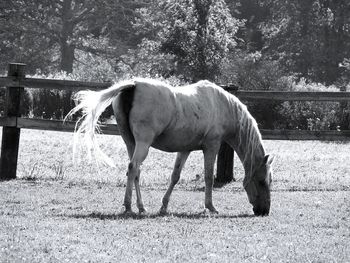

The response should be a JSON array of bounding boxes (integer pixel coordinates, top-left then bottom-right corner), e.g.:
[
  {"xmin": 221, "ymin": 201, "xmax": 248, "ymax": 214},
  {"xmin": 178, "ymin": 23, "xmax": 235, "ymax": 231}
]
[{"xmin": 118, "ymin": 78, "xmax": 233, "ymax": 152}]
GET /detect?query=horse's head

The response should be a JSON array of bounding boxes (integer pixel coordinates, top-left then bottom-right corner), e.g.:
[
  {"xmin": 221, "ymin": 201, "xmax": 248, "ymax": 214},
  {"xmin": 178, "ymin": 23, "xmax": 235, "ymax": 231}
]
[{"xmin": 245, "ymin": 155, "xmax": 275, "ymax": 216}]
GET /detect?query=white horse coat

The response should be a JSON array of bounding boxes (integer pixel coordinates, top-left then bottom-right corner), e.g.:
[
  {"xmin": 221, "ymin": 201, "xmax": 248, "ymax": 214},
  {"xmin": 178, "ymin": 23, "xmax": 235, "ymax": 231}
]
[{"xmin": 66, "ymin": 78, "xmax": 274, "ymax": 216}]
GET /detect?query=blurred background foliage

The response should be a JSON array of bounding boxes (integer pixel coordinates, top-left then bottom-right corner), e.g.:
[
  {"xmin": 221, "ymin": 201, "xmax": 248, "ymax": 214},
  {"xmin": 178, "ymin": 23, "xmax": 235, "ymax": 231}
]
[{"xmin": 0, "ymin": 0, "xmax": 349, "ymax": 129}]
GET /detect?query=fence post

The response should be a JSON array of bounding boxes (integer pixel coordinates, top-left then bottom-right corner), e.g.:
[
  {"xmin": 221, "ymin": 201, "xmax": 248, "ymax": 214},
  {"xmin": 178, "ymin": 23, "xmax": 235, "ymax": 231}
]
[
  {"xmin": 214, "ymin": 84, "xmax": 238, "ymax": 187},
  {"xmin": 340, "ymin": 85, "xmax": 349, "ymax": 130},
  {"xmin": 0, "ymin": 63, "xmax": 26, "ymax": 180},
  {"xmin": 215, "ymin": 142, "xmax": 235, "ymax": 186}
]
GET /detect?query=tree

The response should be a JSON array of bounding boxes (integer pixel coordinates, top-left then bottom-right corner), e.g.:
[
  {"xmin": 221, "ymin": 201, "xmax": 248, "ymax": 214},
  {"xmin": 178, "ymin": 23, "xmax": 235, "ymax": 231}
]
[
  {"xmin": 225, "ymin": 0, "xmax": 270, "ymax": 52},
  {"xmin": 192, "ymin": 0, "xmax": 212, "ymax": 81},
  {"xmin": 261, "ymin": 0, "xmax": 350, "ymax": 84},
  {"xmin": 0, "ymin": 0, "xmax": 147, "ymax": 74},
  {"xmin": 0, "ymin": 1, "xmax": 59, "ymax": 73},
  {"xmin": 119, "ymin": 0, "xmax": 242, "ymax": 81}
]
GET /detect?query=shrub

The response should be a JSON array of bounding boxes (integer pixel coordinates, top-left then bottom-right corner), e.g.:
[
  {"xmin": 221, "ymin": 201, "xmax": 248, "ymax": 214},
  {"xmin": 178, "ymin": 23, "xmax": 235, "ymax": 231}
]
[
  {"xmin": 219, "ymin": 52, "xmax": 288, "ymax": 129},
  {"xmin": 219, "ymin": 51, "xmax": 285, "ymax": 91},
  {"xmin": 276, "ymin": 78, "xmax": 348, "ymax": 130},
  {"xmin": 22, "ymin": 88, "xmax": 73, "ymax": 120},
  {"xmin": 220, "ymin": 51, "xmax": 349, "ymax": 130}
]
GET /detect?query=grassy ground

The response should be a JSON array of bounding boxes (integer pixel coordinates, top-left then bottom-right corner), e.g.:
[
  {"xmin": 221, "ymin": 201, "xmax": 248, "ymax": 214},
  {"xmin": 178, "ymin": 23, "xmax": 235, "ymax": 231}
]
[
  {"xmin": 10, "ymin": 129, "xmax": 350, "ymax": 191},
  {"xmin": 1, "ymin": 129, "xmax": 350, "ymax": 262}
]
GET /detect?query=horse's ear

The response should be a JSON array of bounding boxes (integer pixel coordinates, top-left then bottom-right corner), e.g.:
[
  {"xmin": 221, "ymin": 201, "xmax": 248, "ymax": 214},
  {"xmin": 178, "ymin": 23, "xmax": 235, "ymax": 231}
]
[{"xmin": 263, "ymin": 155, "xmax": 275, "ymax": 166}]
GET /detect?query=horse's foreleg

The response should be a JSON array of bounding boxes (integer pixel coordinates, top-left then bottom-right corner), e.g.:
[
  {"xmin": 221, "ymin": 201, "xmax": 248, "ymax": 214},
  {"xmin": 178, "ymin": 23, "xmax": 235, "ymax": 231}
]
[
  {"xmin": 123, "ymin": 141, "xmax": 149, "ymax": 214},
  {"xmin": 160, "ymin": 151, "xmax": 190, "ymax": 215},
  {"xmin": 134, "ymin": 170, "xmax": 145, "ymax": 214},
  {"xmin": 203, "ymin": 145, "xmax": 220, "ymax": 214}
]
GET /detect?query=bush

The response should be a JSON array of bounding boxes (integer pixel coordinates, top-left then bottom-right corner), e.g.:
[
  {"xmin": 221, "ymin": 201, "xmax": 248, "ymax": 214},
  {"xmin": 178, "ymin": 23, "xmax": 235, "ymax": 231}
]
[
  {"xmin": 219, "ymin": 51, "xmax": 285, "ymax": 91},
  {"xmin": 220, "ymin": 52, "xmax": 349, "ymax": 130},
  {"xmin": 219, "ymin": 52, "xmax": 288, "ymax": 129},
  {"xmin": 276, "ymin": 78, "xmax": 348, "ymax": 130},
  {"xmin": 22, "ymin": 89, "xmax": 73, "ymax": 120}
]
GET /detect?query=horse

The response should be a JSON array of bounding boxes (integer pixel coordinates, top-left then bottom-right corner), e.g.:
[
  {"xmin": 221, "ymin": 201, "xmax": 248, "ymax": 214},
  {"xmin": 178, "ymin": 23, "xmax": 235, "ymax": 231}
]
[{"xmin": 66, "ymin": 78, "xmax": 275, "ymax": 216}]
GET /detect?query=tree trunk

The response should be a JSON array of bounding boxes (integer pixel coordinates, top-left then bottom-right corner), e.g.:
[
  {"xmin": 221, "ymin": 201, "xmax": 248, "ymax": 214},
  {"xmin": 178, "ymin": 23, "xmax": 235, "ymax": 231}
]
[
  {"xmin": 60, "ymin": 0, "xmax": 75, "ymax": 73},
  {"xmin": 298, "ymin": 1, "xmax": 313, "ymax": 79},
  {"xmin": 60, "ymin": 43, "xmax": 75, "ymax": 73},
  {"xmin": 215, "ymin": 142, "xmax": 235, "ymax": 187},
  {"xmin": 193, "ymin": 0, "xmax": 212, "ymax": 81}
]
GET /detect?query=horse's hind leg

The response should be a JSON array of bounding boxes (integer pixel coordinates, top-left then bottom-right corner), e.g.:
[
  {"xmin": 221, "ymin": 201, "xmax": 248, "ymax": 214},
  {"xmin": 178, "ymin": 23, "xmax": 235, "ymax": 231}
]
[
  {"xmin": 113, "ymin": 93, "xmax": 147, "ymax": 214},
  {"xmin": 124, "ymin": 141, "xmax": 150, "ymax": 214},
  {"xmin": 160, "ymin": 151, "xmax": 190, "ymax": 215},
  {"xmin": 123, "ymin": 142, "xmax": 145, "ymax": 214},
  {"xmin": 123, "ymin": 141, "xmax": 145, "ymax": 214}
]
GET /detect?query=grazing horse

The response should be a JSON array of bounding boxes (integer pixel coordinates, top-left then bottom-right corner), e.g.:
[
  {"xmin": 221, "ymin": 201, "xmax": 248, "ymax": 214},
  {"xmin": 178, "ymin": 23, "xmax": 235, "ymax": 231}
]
[{"xmin": 66, "ymin": 78, "xmax": 275, "ymax": 216}]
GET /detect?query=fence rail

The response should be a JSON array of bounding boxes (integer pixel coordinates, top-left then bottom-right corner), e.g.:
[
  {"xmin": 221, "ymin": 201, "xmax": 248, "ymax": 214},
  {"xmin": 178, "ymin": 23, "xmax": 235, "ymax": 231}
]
[
  {"xmin": 0, "ymin": 76, "xmax": 112, "ymax": 91},
  {"xmin": 1, "ymin": 63, "xmax": 349, "ymax": 182},
  {"xmin": 0, "ymin": 117, "xmax": 119, "ymax": 135},
  {"xmin": 1, "ymin": 117, "xmax": 350, "ymax": 140},
  {"xmin": 235, "ymin": 90, "xmax": 350, "ymax": 101},
  {"xmin": 2, "ymin": 76, "xmax": 350, "ymax": 100}
]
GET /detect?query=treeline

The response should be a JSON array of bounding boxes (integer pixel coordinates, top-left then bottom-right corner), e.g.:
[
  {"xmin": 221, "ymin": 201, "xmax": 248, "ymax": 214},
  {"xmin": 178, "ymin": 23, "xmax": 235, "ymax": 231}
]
[{"xmin": 1, "ymin": 0, "xmax": 349, "ymax": 129}]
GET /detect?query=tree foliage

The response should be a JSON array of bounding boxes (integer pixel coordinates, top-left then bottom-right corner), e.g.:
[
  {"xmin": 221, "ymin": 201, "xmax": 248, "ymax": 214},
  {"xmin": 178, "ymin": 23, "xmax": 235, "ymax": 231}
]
[
  {"xmin": 261, "ymin": 0, "xmax": 350, "ymax": 84},
  {"xmin": 118, "ymin": 0, "xmax": 242, "ymax": 81},
  {"xmin": 1, "ymin": 0, "xmax": 349, "ymax": 85},
  {"xmin": 1, "ymin": 0, "xmax": 349, "ymax": 128},
  {"xmin": 0, "ymin": 0, "xmax": 146, "ymax": 74}
]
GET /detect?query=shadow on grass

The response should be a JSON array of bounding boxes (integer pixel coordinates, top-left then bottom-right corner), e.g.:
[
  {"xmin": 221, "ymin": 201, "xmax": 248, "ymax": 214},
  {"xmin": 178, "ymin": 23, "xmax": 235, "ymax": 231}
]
[{"xmin": 64, "ymin": 211, "xmax": 255, "ymax": 221}]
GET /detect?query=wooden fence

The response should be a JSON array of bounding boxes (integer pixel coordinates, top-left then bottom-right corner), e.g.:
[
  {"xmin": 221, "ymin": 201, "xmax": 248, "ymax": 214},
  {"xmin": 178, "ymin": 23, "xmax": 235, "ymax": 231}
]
[{"xmin": 1, "ymin": 63, "xmax": 350, "ymax": 182}]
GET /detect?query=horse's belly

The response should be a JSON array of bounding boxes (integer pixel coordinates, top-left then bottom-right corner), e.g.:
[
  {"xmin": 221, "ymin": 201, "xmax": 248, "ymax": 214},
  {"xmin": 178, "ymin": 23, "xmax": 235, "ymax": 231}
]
[{"xmin": 151, "ymin": 129, "xmax": 205, "ymax": 152}]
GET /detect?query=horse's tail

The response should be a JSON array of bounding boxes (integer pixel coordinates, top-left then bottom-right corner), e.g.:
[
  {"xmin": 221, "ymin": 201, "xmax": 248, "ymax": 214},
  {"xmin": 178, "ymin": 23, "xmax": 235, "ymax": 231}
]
[{"xmin": 65, "ymin": 80, "xmax": 136, "ymax": 167}]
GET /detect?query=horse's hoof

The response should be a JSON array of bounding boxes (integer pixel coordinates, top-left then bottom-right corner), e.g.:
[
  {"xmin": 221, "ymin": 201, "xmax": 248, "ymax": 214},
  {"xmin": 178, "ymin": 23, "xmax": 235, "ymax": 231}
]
[
  {"xmin": 120, "ymin": 207, "xmax": 135, "ymax": 216},
  {"xmin": 159, "ymin": 205, "xmax": 169, "ymax": 216},
  {"xmin": 158, "ymin": 208, "xmax": 168, "ymax": 216},
  {"xmin": 203, "ymin": 208, "xmax": 219, "ymax": 216},
  {"xmin": 124, "ymin": 210, "xmax": 135, "ymax": 216},
  {"xmin": 138, "ymin": 208, "xmax": 148, "ymax": 216}
]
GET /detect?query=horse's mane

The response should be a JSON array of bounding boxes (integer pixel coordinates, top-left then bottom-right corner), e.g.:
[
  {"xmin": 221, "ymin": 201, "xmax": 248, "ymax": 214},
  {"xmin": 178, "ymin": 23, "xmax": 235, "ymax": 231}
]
[{"xmin": 228, "ymin": 95, "xmax": 265, "ymax": 187}]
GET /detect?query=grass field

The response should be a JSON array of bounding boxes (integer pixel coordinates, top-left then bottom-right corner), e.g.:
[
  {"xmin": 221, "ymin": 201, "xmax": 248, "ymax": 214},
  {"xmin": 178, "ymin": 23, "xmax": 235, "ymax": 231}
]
[{"xmin": 1, "ymin": 129, "xmax": 350, "ymax": 262}]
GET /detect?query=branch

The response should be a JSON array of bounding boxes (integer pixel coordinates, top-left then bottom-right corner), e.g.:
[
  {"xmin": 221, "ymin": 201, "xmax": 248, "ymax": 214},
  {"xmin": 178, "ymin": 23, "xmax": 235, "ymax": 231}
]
[
  {"xmin": 18, "ymin": 14, "xmax": 60, "ymax": 42},
  {"xmin": 71, "ymin": 6, "xmax": 95, "ymax": 24}
]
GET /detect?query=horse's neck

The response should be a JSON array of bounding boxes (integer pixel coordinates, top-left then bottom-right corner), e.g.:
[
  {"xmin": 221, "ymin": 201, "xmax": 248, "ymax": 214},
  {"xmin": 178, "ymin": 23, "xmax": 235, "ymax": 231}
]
[
  {"xmin": 236, "ymin": 131, "xmax": 265, "ymax": 175},
  {"xmin": 228, "ymin": 99, "xmax": 265, "ymax": 176}
]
